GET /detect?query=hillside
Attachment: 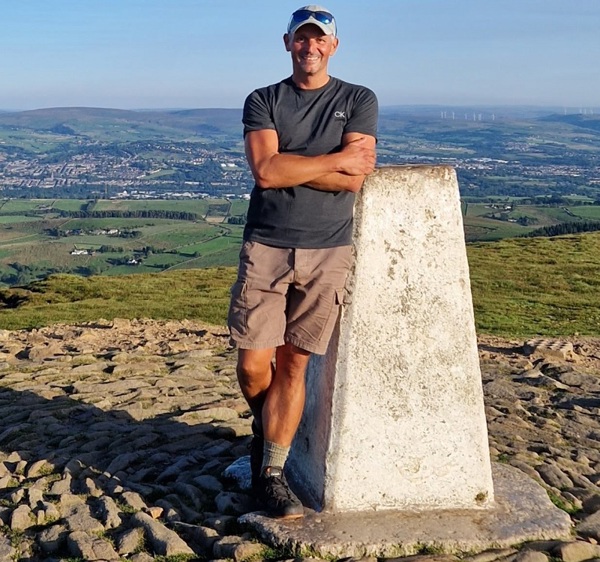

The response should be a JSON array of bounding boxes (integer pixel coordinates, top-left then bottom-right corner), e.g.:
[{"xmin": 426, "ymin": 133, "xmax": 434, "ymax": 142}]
[
  {"xmin": 1, "ymin": 231, "xmax": 599, "ymax": 336},
  {"xmin": 540, "ymin": 113, "xmax": 600, "ymax": 133},
  {"xmin": 0, "ymin": 106, "xmax": 243, "ymax": 139}
]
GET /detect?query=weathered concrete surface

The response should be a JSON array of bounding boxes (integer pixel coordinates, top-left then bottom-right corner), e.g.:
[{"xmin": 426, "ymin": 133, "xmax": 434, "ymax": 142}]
[
  {"xmin": 289, "ymin": 166, "xmax": 494, "ymax": 512},
  {"xmin": 240, "ymin": 463, "xmax": 572, "ymax": 559}
]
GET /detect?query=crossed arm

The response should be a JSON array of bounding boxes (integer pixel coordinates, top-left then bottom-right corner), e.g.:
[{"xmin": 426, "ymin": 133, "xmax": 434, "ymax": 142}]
[{"xmin": 244, "ymin": 129, "xmax": 377, "ymax": 193}]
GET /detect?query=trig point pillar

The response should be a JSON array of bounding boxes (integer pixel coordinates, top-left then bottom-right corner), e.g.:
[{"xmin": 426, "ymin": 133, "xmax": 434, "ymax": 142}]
[
  {"xmin": 240, "ymin": 165, "xmax": 572, "ymax": 557},
  {"xmin": 289, "ymin": 165, "xmax": 494, "ymax": 512}
]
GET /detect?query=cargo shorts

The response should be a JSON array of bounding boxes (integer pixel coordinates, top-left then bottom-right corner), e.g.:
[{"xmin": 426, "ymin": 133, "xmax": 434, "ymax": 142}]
[{"xmin": 228, "ymin": 241, "xmax": 353, "ymax": 355}]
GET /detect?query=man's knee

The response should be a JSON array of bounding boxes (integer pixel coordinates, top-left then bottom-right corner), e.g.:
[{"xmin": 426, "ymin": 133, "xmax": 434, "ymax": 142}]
[{"xmin": 237, "ymin": 348, "xmax": 274, "ymax": 382}]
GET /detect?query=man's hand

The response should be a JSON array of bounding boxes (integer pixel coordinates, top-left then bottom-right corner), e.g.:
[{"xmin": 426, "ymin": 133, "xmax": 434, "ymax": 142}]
[
  {"xmin": 335, "ymin": 136, "xmax": 377, "ymax": 176},
  {"xmin": 305, "ymin": 133, "xmax": 377, "ymax": 193}
]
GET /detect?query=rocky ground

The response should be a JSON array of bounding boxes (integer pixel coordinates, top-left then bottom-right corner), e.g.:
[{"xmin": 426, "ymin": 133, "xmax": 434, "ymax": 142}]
[{"xmin": 2, "ymin": 319, "xmax": 600, "ymax": 561}]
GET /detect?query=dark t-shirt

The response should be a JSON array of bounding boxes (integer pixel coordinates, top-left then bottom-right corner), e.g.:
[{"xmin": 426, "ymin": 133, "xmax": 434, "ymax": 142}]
[{"xmin": 242, "ymin": 76, "xmax": 378, "ymax": 249}]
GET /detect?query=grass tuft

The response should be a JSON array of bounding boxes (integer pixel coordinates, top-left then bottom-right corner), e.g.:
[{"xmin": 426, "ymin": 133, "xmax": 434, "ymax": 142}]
[{"xmin": 547, "ymin": 490, "xmax": 581, "ymax": 515}]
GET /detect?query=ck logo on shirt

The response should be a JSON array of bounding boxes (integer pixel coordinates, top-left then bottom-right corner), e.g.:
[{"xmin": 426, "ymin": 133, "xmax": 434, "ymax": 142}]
[{"xmin": 334, "ymin": 110, "xmax": 346, "ymax": 120}]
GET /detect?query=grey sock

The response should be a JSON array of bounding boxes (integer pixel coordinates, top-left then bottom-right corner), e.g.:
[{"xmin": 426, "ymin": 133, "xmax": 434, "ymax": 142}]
[{"xmin": 262, "ymin": 440, "xmax": 290, "ymax": 472}]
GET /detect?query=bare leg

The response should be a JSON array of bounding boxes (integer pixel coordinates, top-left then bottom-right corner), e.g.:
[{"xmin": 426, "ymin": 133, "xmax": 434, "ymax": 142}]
[
  {"xmin": 236, "ymin": 348, "xmax": 275, "ymax": 430},
  {"xmin": 262, "ymin": 343, "xmax": 311, "ymax": 447},
  {"xmin": 239, "ymin": 343, "xmax": 308, "ymax": 519}
]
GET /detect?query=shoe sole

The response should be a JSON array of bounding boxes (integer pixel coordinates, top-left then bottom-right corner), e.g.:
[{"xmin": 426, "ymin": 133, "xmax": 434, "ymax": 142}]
[{"xmin": 273, "ymin": 511, "xmax": 304, "ymax": 520}]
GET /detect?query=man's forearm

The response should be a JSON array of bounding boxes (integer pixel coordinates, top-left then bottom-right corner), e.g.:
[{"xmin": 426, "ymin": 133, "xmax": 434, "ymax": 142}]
[
  {"xmin": 304, "ymin": 172, "xmax": 366, "ymax": 193},
  {"xmin": 246, "ymin": 129, "xmax": 376, "ymax": 189},
  {"xmin": 252, "ymin": 152, "xmax": 344, "ymax": 189}
]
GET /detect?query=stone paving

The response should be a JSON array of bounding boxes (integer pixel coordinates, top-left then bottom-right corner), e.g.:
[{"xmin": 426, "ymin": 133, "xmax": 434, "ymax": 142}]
[{"xmin": 1, "ymin": 320, "xmax": 600, "ymax": 561}]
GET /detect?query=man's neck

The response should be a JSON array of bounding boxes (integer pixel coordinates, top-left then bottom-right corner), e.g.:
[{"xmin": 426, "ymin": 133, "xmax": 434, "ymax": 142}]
[{"xmin": 292, "ymin": 73, "xmax": 331, "ymax": 90}]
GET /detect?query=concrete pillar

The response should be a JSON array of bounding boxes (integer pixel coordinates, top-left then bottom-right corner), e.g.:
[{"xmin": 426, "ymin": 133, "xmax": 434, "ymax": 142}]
[{"xmin": 288, "ymin": 165, "xmax": 494, "ymax": 512}]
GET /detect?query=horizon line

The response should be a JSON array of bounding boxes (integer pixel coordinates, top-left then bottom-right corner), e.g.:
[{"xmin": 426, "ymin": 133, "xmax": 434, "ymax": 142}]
[{"xmin": 1, "ymin": 103, "xmax": 599, "ymax": 114}]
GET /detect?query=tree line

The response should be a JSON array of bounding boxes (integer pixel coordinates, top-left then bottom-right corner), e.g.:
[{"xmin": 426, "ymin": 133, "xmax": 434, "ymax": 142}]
[
  {"xmin": 523, "ymin": 220, "xmax": 600, "ymax": 238},
  {"xmin": 44, "ymin": 228, "xmax": 142, "ymax": 238},
  {"xmin": 55, "ymin": 209, "xmax": 201, "ymax": 221}
]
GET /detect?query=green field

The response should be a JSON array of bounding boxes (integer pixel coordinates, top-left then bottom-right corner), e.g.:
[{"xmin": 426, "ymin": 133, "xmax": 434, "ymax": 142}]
[
  {"xmin": 2, "ymin": 197, "xmax": 600, "ymax": 282},
  {"xmin": 0, "ymin": 199, "xmax": 86, "ymax": 213},
  {"xmin": 0, "ymin": 200, "xmax": 44, "ymax": 212},
  {"xmin": 463, "ymin": 215, "xmax": 530, "ymax": 241},
  {"xmin": 0, "ymin": 198, "xmax": 244, "ymax": 286},
  {"xmin": 95, "ymin": 199, "xmax": 217, "ymax": 215},
  {"xmin": 570, "ymin": 206, "xmax": 600, "ymax": 219},
  {"xmin": 229, "ymin": 199, "xmax": 250, "ymax": 216},
  {"xmin": 463, "ymin": 202, "xmax": 600, "ymax": 241},
  {"xmin": 0, "ymin": 130, "xmax": 72, "ymax": 152},
  {"xmin": 0, "ymin": 215, "xmax": 41, "ymax": 224}
]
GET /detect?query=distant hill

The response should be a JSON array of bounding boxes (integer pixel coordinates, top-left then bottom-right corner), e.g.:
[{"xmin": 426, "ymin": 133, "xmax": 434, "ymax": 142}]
[
  {"xmin": 2, "ymin": 105, "xmax": 595, "ymax": 142},
  {"xmin": 0, "ymin": 107, "xmax": 243, "ymax": 139},
  {"xmin": 539, "ymin": 113, "xmax": 600, "ymax": 132}
]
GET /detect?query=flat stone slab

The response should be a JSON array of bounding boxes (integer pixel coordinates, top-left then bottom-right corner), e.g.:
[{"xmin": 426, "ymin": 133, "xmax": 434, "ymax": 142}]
[
  {"xmin": 239, "ymin": 464, "xmax": 572, "ymax": 559},
  {"xmin": 523, "ymin": 338, "xmax": 575, "ymax": 361}
]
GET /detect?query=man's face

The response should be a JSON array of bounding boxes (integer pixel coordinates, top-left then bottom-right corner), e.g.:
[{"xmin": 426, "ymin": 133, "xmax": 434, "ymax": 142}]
[{"xmin": 284, "ymin": 24, "xmax": 339, "ymax": 78}]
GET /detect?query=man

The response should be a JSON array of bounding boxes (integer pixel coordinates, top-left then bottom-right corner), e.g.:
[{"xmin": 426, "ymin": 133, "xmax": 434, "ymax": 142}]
[{"xmin": 228, "ymin": 5, "xmax": 378, "ymax": 519}]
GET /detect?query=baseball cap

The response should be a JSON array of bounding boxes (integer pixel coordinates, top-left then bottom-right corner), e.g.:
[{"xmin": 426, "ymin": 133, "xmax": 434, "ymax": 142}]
[{"xmin": 287, "ymin": 5, "xmax": 337, "ymax": 37}]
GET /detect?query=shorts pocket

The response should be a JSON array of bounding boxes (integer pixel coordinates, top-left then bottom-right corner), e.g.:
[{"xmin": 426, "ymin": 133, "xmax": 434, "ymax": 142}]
[{"xmin": 316, "ymin": 286, "xmax": 346, "ymax": 341}]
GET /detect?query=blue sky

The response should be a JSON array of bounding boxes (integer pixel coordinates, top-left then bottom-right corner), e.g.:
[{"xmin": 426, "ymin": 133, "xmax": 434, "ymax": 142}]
[{"xmin": 2, "ymin": 0, "xmax": 599, "ymax": 111}]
